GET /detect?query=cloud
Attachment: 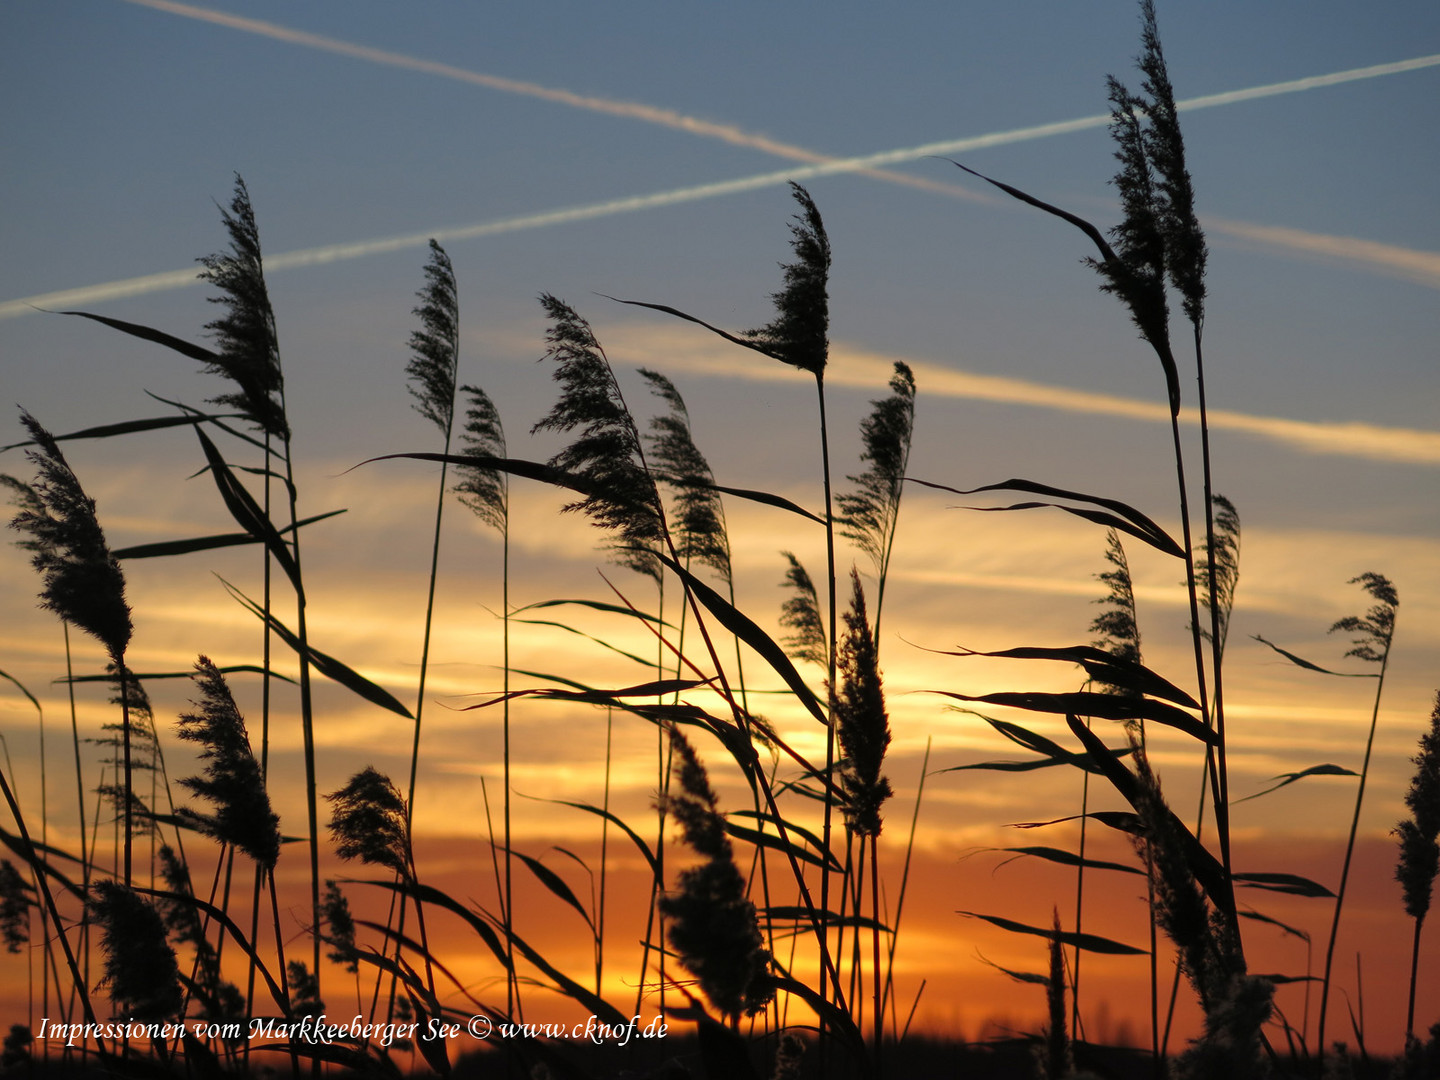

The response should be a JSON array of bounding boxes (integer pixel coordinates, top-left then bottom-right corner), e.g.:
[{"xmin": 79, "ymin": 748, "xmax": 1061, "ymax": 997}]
[
  {"xmin": 607, "ymin": 327, "xmax": 1440, "ymax": 467},
  {"xmin": 1207, "ymin": 217, "xmax": 1440, "ymax": 290}
]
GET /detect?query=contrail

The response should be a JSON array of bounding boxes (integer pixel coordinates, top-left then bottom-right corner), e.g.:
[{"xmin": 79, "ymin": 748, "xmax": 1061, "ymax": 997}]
[{"xmin": 5, "ymin": 15, "xmax": 1438, "ymax": 322}]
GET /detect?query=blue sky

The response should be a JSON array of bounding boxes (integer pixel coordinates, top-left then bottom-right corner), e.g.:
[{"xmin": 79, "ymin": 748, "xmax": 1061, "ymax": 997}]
[{"xmin": 2, "ymin": 0, "xmax": 1439, "ymax": 1043}]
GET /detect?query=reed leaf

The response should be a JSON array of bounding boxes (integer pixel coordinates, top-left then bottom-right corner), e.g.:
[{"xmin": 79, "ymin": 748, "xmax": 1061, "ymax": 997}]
[
  {"xmin": 0, "ymin": 410, "xmax": 239, "ymax": 452},
  {"xmin": 942, "ymin": 643, "xmax": 1197, "ymax": 709},
  {"xmin": 937, "ymin": 689, "xmax": 1214, "ymax": 744},
  {"xmin": 220, "ymin": 578, "xmax": 413, "ymax": 718},
  {"xmin": 909, "ymin": 475, "xmax": 1182, "ymax": 557},
  {"xmin": 956, "ymin": 911, "xmax": 1146, "ymax": 956},
  {"xmin": 113, "ymin": 508, "xmax": 344, "ymax": 561},
  {"xmin": 1236, "ymin": 763, "xmax": 1358, "ymax": 803},
  {"xmin": 659, "ymin": 552, "xmax": 828, "ymax": 725}
]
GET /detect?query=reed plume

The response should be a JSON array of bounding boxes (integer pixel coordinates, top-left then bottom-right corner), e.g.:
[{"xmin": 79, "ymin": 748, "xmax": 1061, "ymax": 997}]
[
  {"xmin": 89, "ymin": 881, "xmax": 183, "ymax": 1023},
  {"xmin": 833, "ymin": 572, "xmax": 892, "ymax": 840},
  {"xmin": 321, "ymin": 880, "xmax": 359, "ymax": 974},
  {"xmin": 1196, "ymin": 494, "xmax": 1240, "ymax": 652},
  {"xmin": 9, "ymin": 413, "xmax": 131, "ymax": 662},
  {"xmin": 196, "ymin": 175, "xmax": 287, "ymax": 440},
  {"xmin": 1395, "ymin": 691, "xmax": 1440, "ymax": 1043},
  {"xmin": 744, "ymin": 183, "xmax": 831, "ymax": 379},
  {"xmin": 532, "ymin": 295, "xmax": 663, "ymax": 579},
  {"xmin": 837, "ymin": 362, "xmax": 915, "ymax": 638},
  {"xmin": 328, "ymin": 767, "xmax": 410, "ymax": 877},
  {"xmin": 1127, "ymin": 739, "xmax": 1272, "ymax": 1077},
  {"xmin": 1091, "ymin": 530, "xmax": 1142, "ymax": 695},
  {"xmin": 641, "ymin": 369, "xmax": 731, "ymax": 585},
  {"xmin": 659, "ymin": 727, "xmax": 772, "ymax": 1018},
  {"xmin": 779, "ymin": 552, "xmax": 827, "ymax": 669},
  {"xmin": 453, "ymin": 384, "xmax": 508, "ymax": 533},
  {"xmin": 174, "ymin": 657, "xmax": 279, "ymax": 868},
  {"xmin": 0, "ymin": 862, "xmax": 30, "ymax": 954},
  {"xmin": 406, "ymin": 239, "xmax": 460, "ymax": 440}
]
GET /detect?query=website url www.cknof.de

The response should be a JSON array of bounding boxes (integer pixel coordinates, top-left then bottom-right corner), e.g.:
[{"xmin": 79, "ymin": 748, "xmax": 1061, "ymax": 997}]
[{"xmin": 36, "ymin": 1013, "xmax": 668, "ymax": 1049}]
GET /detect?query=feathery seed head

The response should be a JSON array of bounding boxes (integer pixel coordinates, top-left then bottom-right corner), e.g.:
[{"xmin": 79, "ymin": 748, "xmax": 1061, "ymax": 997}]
[
  {"xmin": 745, "ymin": 183, "xmax": 830, "ymax": 378},
  {"xmin": 453, "ymin": 383, "xmax": 508, "ymax": 533},
  {"xmin": 322, "ymin": 880, "xmax": 359, "ymax": 973},
  {"xmin": 532, "ymin": 295, "xmax": 663, "ymax": 579},
  {"xmin": 659, "ymin": 727, "xmax": 773, "ymax": 1017},
  {"xmin": 1395, "ymin": 691, "xmax": 1440, "ymax": 922},
  {"xmin": 0, "ymin": 862, "xmax": 31, "ymax": 954},
  {"xmin": 833, "ymin": 571, "xmax": 892, "ymax": 838},
  {"xmin": 641, "ymin": 368, "xmax": 731, "ymax": 584},
  {"xmin": 1135, "ymin": 0, "xmax": 1207, "ymax": 328},
  {"xmin": 175, "ymin": 656, "xmax": 280, "ymax": 868},
  {"xmin": 327, "ymin": 766, "xmax": 410, "ymax": 877},
  {"xmin": 1329, "ymin": 571, "xmax": 1398, "ymax": 663},
  {"xmin": 407, "ymin": 239, "xmax": 460, "ymax": 439},
  {"xmin": 9, "ymin": 412, "xmax": 132, "ymax": 662},
  {"xmin": 838, "ymin": 362, "xmax": 916, "ymax": 579},
  {"xmin": 89, "ymin": 881, "xmax": 183, "ymax": 1022},
  {"xmin": 778, "ymin": 551, "xmax": 827, "ymax": 669},
  {"xmin": 197, "ymin": 175, "xmax": 287, "ymax": 440}
]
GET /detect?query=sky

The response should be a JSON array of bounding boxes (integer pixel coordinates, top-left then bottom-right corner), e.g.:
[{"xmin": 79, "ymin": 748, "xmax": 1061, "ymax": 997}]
[{"xmin": 2, "ymin": 0, "xmax": 1439, "ymax": 1058}]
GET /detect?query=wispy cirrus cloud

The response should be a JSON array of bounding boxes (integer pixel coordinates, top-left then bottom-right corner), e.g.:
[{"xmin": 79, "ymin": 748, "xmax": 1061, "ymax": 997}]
[{"xmin": 607, "ymin": 328, "xmax": 1440, "ymax": 467}]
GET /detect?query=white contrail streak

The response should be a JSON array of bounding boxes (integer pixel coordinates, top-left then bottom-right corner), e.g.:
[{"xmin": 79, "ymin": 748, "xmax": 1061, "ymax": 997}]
[{"xmin": 6, "ymin": 43, "xmax": 1439, "ymax": 322}]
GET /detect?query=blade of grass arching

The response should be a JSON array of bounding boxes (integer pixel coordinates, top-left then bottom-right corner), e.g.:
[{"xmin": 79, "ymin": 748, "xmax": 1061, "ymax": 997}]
[
  {"xmin": 112, "ymin": 509, "xmax": 345, "ymax": 560},
  {"xmin": 908, "ymin": 476, "xmax": 1184, "ymax": 559},
  {"xmin": 934, "ymin": 690, "xmax": 1214, "ymax": 745},
  {"xmin": 0, "ymin": 411, "xmax": 245, "ymax": 453},
  {"xmin": 219, "ymin": 578, "xmax": 413, "ymax": 718},
  {"xmin": 658, "ymin": 555, "xmax": 826, "ymax": 725},
  {"xmin": 957, "ymin": 911, "xmax": 1148, "ymax": 956},
  {"xmin": 0, "ymin": 767, "xmax": 104, "ymax": 1049}
]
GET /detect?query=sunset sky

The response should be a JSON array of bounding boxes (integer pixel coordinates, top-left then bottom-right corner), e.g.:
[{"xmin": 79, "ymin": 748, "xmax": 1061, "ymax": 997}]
[{"xmin": 2, "ymin": 0, "xmax": 1438, "ymax": 1057}]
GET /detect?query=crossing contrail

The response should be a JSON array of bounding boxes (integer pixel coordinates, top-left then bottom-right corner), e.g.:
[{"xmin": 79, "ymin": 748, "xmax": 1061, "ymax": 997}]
[{"xmin": 5, "ymin": 7, "xmax": 1438, "ymax": 321}]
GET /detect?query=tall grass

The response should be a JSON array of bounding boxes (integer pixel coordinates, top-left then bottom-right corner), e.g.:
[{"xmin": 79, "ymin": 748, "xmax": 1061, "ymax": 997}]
[{"xmin": 1, "ymin": 4, "xmax": 1434, "ymax": 1077}]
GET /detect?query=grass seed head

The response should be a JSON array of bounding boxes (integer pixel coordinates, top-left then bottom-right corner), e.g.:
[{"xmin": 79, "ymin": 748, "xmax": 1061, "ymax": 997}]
[
  {"xmin": 745, "ymin": 183, "xmax": 830, "ymax": 378},
  {"xmin": 327, "ymin": 766, "xmax": 411, "ymax": 877},
  {"xmin": 89, "ymin": 881, "xmax": 183, "ymax": 1022},
  {"xmin": 833, "ymin": 570, "xmax": 892, "ymax": 838},
  {"xmin": 10, "ymin": 412, "xmax": 132, "ymax": 662},
  {"xmin": 197, "ymin": 174, "xmax": 288, "ymax": 441},
  {"xmin": 454, "ymin": 383, "xmax": 508, "ymax": 533},
  {"xmin": 407, "ymin": 239, "xmax": 460, "ymax": 439},
  {"xmin": 175, "ymin": 656, "xmax": 281, "ymax": 869}
]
